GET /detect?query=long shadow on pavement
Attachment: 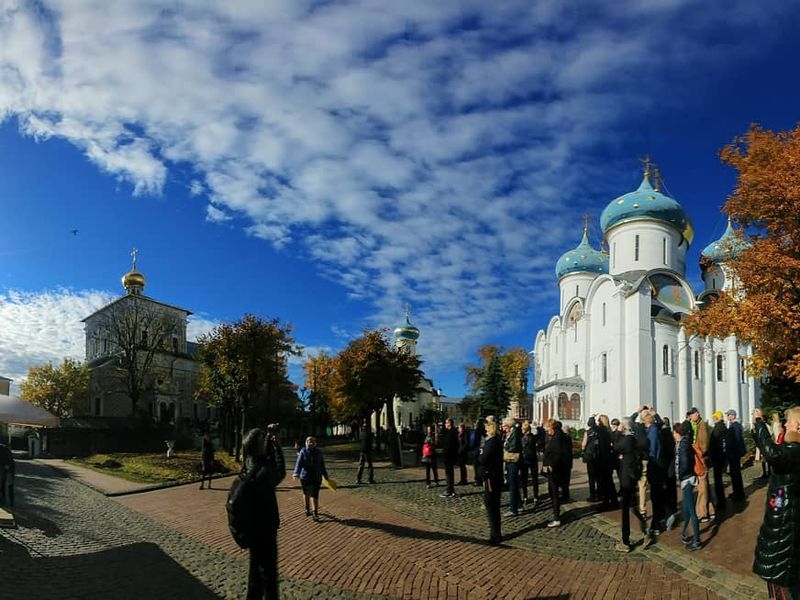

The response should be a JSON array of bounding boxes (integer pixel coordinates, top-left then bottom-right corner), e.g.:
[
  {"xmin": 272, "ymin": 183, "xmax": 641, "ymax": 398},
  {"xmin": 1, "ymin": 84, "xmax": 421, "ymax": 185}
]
[
  {"xmin": 0, "ymin": 535, "xmax": 222, "ymax": 599},
  {"xmin": 335, "ymin": 516, "xmax": 485, "ymax": 545}
]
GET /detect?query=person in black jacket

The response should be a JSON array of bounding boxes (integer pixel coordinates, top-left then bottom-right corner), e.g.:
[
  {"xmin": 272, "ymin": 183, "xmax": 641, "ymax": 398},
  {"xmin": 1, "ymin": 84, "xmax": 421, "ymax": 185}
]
[
  {"xmin": 725, "ymin": 409, "xmax": 747, "ymax": 502},
  {"xmin": 709, "ymin": 411, "xmax": 728, "ymax": 512},
  {"xmin": 752, "ymin": 407, "xmax": 800, "ymax": 599},
  {"xmin": 543, "ymin": 419, "xmax": 566, "ymax": 527},
  {"xmin": 0, "ymin": 441, "xmax": 15, "ymax": 507},
  {"xmin": 356, "ymin": 429, "xmax": 375, "ymax": 484},
  {"xmin": 520, "ymin": 420, "xmax": 540, "ymax": 507},
  {"xmin": 440, "ymin": 418, "xmax": 460, "ymax": 498},
  {"xmin": 242, "ymin": 427, "xmax": 286, "ymax": 600},
  {"xmin": 457, "ymin": 422, "xmax": 469, "ymax": 486},
  {"xmin": 613, "ymin": 417, "xmax": 642, "ymax": 552},
  {"xmin": 479, "ymin": 419, "xmax": 504, "ymax": 546},
  {"xmin": 559, "ymin": 422, "xmax": 574, "ymax": 503},
  {"xmin": 200, "ymin": 431, "xmax": 215, "ymax": 490}
]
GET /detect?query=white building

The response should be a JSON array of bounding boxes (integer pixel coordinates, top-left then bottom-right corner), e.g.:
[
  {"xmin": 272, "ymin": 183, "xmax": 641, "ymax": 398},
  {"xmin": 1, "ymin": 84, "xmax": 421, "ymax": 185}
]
[
  {"xmin": 82, "ymin": 253, "xmax": 210, "ymax": 423},
  {"xmin": 376, "ymin": 309, "xmax": 438, "ymax": 432},
  {"xmin": 532, "ymin": 168, "xmax": 759, "ymax": 428}
]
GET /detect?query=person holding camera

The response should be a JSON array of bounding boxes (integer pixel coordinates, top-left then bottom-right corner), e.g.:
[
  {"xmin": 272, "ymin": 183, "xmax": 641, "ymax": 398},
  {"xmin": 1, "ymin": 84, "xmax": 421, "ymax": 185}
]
[{"xmin": 242, "ymin": 426, "xmax": 285, "ymax": 600}]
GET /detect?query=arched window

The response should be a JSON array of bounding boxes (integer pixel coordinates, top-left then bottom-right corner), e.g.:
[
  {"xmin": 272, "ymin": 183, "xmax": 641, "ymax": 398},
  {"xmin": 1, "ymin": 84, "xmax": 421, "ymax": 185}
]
[
  {"xmin": 558, "ymin": 392, "xmax": 569, "ymax": 419},
  {"xmin": 716, "ymin": 355, "xmax": 725, "ymax": 381},
  {"xmin": 635, "ymin": 235, "xmax": 640, "ymax": 261},
  {"xmin": 602, "ymin": 302, "xmax": 606, "ymax": 326},
  {"xmin": 570, "ymin": 393, "xmax": 581, "ymax": 420},
  {"xmin": 693, "ymin": 350, "xmax": 700, "ymax": 380},
  {"xmin": 601, "ymin": 352, "xmax": 608, "ymax": 383}
]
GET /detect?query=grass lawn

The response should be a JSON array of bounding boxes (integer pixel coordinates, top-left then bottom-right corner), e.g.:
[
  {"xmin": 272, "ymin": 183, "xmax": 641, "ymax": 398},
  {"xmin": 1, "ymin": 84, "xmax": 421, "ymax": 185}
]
[{"xmin": 67, "ymin": 450, "xmax": 241, "ymax": 485}]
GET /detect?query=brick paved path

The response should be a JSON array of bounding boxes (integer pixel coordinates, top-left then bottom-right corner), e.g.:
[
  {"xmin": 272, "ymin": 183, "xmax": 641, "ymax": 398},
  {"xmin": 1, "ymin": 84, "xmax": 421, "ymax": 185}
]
[{"xmin": 0, "ymin": 453, "xmax": 768, "ymax": 599}]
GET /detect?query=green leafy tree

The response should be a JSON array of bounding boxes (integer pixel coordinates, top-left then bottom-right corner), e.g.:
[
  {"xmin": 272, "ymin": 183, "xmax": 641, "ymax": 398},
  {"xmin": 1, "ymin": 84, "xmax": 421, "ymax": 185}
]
[
  {"xmin": 464, "ymin": 344, "xmax": 528, "ymax": 416},
  {"xmin": 331, "ymin": 329, "xmax": 422, "ymax": 466},
  {"xmin": 478, "ymin": 354, "xmax": 512, "ymax": 418},
  {"xmin": 195, "ymin": 314, "xmax": 301, "ymax": 461},
  {"xmin": 19, "ymin": 358, "xmax": 89, "ymax": 418}
]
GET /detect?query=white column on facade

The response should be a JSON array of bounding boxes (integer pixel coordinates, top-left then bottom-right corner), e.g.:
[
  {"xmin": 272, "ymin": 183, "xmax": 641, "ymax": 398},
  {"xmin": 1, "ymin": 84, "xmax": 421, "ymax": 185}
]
[
  {"xmin": 703, "ymin": 337, "xmax": 716, "ymax": 416},
  {"xmin": 726, "ymin": 335, "xmax": 741, "ymax": 417},
  {"xmin": 677, "ymin": 327, "xmax": 689, "ymax": 420}
]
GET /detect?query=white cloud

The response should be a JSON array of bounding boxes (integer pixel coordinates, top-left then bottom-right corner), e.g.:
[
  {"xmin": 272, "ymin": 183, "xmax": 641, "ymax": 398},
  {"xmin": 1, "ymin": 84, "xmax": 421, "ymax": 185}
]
[
  {"xmin": 0, "ymin": 289, "xmax": 113, "ymax": 385},
  {"xmin": 0, "ymin": 0, "xmax": 793, "ymax": 379}
]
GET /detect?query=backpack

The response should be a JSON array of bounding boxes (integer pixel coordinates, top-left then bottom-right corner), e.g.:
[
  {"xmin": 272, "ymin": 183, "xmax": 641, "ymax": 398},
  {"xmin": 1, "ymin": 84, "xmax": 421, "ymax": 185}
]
[
  {"xmin": 422, "ymin": 442, "xmax": 433, "ymax": 458},
  {"xmin": 583, "ymin": 435, "xmax": 600, "ymax": 464},
  {"xmin": 692, "ymin": 444, "xmax": 706, "ymax": 477},
  {"xmin": 226, "ymin": 468, "xmax": 258, "ymax": 549}
]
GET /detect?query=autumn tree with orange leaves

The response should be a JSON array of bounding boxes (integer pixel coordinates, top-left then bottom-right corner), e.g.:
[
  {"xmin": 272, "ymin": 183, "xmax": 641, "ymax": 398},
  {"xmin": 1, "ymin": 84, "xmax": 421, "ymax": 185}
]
[
  {"xmin": 302, "ymin": 351, "xmax": 336, "ymax": 436},
  {"xmin": 684, "ymin": 123, "xmax": 800, "ymax": 407},
  {"xmin": 329, "ymin": 329, "xmax": 422, "ymax": 466},
  {"xmin": 463, "ymin": 345, "xmax": 531, "ymax": 419}
]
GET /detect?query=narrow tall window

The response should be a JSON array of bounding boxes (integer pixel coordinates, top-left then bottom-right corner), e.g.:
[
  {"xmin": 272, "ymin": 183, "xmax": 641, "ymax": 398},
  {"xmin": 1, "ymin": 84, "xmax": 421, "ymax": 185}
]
[
  {"xmin": 693, "ymin": 350, "xmax": 700, "ymax": 380},
  {"xmin": 574, "ymin": 363, "xmax": 579, "ymax": 376},
  {"xmin": 612, "ymin": 242, "xmax": 617, "ymax": 270},
  {"xmin": 602, "ymin": 302, "xmax": 606, "ymax": 326},
  {"xmin": 141, "ymin": 328, "xmax": 148, "ymax": 345},
  {"xmin": 575, "ymin": 284, "xmax": 579, "ymax": 298},
  {"xmin": 716, "ymin": 355, "xmax": 725, "ymax": 381},
  {"xmin": 601, "ymin": 352, "xmax": 608, "ymax": 382},
  {"xmin": 662, "ymin": 238, "xmax": 667, "ymax": 265},
  {"xmin": 662, "ymin": 345, "xmax": 670, "ymax": 375},
  {"xmin": 740, "ymin": 358, "xmax": 747, "ymax": 383},
  {"xmin": 712, "ymin": 278, "xmax": 716, "ymax": 290},
  {"xmin": 635, "ymin": 235, "xmax": 640, "ymax": 262}
]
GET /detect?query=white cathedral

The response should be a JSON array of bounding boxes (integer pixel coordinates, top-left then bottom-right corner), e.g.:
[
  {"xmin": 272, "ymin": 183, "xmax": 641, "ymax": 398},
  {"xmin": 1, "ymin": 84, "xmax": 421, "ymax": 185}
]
[{"xmin": 532, "ymin": 167, "xmax": 759, "ymax": 427}]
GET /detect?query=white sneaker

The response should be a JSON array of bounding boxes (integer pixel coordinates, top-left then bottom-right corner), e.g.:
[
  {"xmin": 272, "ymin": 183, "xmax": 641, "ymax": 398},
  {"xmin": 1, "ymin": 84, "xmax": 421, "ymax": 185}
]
[{"xmin": 547, "ymin": 519, "xmax": 561, "ymax": 528}]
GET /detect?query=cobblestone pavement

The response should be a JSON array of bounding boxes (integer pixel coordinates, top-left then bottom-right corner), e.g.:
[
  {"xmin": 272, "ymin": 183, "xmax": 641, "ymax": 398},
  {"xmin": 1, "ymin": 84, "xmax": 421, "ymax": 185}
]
[{"xmin": 0, "ymin": 454, "xmax": 767, "ymax": 599}]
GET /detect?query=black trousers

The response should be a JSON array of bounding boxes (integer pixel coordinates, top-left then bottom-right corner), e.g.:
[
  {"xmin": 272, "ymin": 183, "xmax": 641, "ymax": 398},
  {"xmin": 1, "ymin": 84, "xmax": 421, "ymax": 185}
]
[
  {"xmin": 247, "ymin": 535, "xmax": 279, "ymax": 600},
  {"xmin": 357, "ymin": 452, "xmax": 374, "ymax": 483},
  {"xmin": 424, "ymin": 459, "xmax": 439, "ymax": 485},
  {"xmin": 547, "ymin": 470, "xmax": 561, "ymax": 519},
  {"xmin": 647, "ymin": 463, "xmax": 667, "ymax": 531},
  {"xmin": 729, "ymin": 456, "xmax": 745, "ymax": 500},
  {"xmin": 457, "ymin": 457, "xmax": 468, "ymax": 484},
  {"xmin": 444, "ymin": 460, "xmax": 455, "ymax": 495},
  {"xmin": 484, "ymin": 480, "xmax": 502, "ymax": 544},
  {"xmin": 518, "ymin": 460, "xmax": 539, "ymax": 499},
  {"xmin": 620, "ymin": 485, "xmax": 635, "ymax": 545},
  {"xmin": 712, "ymin": 462, "xmax": 727, "ymax": 509}
]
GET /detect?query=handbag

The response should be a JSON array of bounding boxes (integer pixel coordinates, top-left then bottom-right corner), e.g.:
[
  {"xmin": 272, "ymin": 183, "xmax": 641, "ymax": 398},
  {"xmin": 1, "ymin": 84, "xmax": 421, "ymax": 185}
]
[
  {"xmin": 422, "ymin": 442, "xmax": 433, "ymax": 458},
  {"xmin": 503, "ymin": 450, "xmax": 520, "ymax": 463}
]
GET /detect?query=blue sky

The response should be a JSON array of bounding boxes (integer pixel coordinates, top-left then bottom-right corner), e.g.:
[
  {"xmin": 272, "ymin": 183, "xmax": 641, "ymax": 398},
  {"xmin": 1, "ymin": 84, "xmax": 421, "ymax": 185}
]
[{"xmin": 1, "ymin": 0, "xmax": 800, "ymax": 399}]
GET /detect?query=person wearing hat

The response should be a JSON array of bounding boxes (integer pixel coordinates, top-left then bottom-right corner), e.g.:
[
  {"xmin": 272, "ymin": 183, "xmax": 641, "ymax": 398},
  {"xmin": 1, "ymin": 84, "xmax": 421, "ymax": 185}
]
[
  {"xmin": 725, "ymin": 409, "xmax": 746, "ymax": 502},
  {"xmin": 687, "ymin": 407, "xmax": 715, "ymax": 522},
  {"xmin": 709, "ymin": 411, "xmax": 728, "ymax": 512}
]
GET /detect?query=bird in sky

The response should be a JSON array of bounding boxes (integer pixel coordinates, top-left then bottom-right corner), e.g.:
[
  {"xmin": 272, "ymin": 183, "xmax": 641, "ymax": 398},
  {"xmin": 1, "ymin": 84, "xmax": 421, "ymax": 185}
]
[{"xmin": 71, "ymin": 229, "xmax": 78, "ymax": 235}]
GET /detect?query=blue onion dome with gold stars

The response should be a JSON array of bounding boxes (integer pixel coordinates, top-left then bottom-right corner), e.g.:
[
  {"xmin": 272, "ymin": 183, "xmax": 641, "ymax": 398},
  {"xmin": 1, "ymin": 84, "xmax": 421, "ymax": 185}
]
[
  {"xmin": 701, "ymin": 219, "xmax": 749, "ymax": 264},
  {"xmin": 600, "ymin": 172, "xmax": 694, "ymax": 245},
  {"xmin": 393, "ymin": 311, "xmax": 420, "ymax": 341},
  {"xmin": 555, "ymin": 227, "xmax": 609, "ymax": 280}
]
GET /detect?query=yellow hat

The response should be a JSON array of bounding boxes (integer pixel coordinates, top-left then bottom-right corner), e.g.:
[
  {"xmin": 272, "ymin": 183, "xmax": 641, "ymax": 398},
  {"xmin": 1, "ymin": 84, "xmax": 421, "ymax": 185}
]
[{"xmin": 712, "ymin": 411, "xmax": 723, "ymax": 420}]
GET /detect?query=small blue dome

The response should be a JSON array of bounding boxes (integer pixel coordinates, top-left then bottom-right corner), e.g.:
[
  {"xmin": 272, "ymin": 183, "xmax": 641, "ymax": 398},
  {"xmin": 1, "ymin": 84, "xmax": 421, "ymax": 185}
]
[
  {"xmin": 701, "ymin": 220, "xmax": 748, "ymax": 264},
  {"xmin": 600, "ymin": 175, "xmax": 694, "ymax": 244},
  {"xmin": 393, "ymin": 315, "xmax": 419, "ymax": 341},
  {"xmin": 555, "ymin": 229, "xmax": 609, "ymax": 279}
]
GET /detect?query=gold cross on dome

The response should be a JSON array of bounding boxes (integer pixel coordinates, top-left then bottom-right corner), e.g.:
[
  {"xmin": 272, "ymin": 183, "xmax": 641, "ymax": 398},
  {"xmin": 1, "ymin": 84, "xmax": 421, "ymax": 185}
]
[{"xmin": 131, "ymin": 247, "xmax": 138, "ymax": 270}]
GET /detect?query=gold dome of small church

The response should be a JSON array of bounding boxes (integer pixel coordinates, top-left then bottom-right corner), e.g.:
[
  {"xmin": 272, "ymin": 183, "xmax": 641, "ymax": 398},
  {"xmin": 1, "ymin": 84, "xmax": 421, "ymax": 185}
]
[{"xmin": 122, "ymin": 248, "xmax": 146, "ymax": 295}]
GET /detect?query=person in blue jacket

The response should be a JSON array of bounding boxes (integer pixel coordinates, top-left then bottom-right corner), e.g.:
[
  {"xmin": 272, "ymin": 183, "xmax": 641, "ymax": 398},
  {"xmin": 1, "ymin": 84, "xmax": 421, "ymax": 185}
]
[{"xmin": 292, "ymin": 436, "xmax": 328, "ymax": 521}]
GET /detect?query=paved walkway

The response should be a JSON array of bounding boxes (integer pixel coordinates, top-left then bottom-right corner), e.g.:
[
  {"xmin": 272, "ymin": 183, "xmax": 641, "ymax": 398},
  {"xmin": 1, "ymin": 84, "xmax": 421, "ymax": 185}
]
[{"xmin": 0, "ymin": 453, "xmax": 770, "ymax": 599}]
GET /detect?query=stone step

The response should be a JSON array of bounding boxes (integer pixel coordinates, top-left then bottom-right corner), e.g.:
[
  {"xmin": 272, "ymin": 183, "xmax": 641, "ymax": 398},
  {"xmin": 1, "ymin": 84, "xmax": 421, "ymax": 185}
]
[{"xmin": 0, "ymin": 506, "xmax": 16, "ymax": 528}]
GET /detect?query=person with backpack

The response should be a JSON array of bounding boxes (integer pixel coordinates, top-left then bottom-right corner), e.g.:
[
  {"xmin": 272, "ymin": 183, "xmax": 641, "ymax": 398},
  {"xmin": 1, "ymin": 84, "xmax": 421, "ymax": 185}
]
[
  {"xmin": 292, "ymin": 436, "xmax": 328, "ymax": 521},
  {"xmin": 421, "ymin": 425, "xmax": 440, "ymax": 488},
  {"xmin": 240, "ymin": 426, "xmax": 286, "ymax": 600},
  {"xmin": 582, "ymin": 417, "xmax": 601, "ymax": 502}
]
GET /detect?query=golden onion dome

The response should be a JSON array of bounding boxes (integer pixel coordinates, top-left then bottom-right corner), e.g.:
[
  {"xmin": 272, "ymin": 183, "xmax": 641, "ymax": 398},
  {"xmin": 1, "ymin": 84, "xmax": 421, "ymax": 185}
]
[
  {"xmin": 122, "ymin": 248, "xmax": 146, "ymax": 294},
  {"xmin": 122, "ymin": 269, "xmax": 146, "ymax": 293}
]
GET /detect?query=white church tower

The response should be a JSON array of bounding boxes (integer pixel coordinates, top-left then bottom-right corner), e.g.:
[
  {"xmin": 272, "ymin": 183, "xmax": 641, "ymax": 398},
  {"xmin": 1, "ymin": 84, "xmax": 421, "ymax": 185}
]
[{"xmin": 533, "ymin": 163, "xmax": 759, "ymax": 427}]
